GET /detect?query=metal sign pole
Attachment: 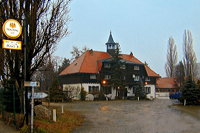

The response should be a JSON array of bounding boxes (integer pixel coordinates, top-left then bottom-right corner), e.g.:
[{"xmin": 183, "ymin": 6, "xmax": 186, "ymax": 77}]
[{"xmin": 31, "ymin": 86, "xmax": 34, "ymax": 133}]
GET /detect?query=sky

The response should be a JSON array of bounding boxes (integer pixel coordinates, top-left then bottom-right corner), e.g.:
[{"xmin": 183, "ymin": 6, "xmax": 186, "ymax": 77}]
[{"xmin": 54, "ymin": 0, "xmax": 200, "ymax": 77}]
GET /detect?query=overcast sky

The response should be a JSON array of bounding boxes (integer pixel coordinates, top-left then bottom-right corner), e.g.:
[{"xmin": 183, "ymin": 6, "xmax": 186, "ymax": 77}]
[{"xmin": 54, "ymin": 0, "xmax": 200, "ymax": 77}]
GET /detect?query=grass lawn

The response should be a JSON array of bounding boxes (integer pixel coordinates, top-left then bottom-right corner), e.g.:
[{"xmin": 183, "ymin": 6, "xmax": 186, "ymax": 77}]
[{"xmin": 34, "ymin": 110, "xmax": 83, "ymax": 133}]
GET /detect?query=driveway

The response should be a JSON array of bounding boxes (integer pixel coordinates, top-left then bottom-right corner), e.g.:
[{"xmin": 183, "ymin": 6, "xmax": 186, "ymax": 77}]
[{"xmin": 60, "ymin": 99, "xmax": 200, "ymax": 133}]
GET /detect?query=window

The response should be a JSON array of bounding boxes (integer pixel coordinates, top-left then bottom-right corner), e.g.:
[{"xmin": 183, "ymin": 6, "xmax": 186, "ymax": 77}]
[
  {"xmin": 88, "ymin": 86, "xmax": 100, "ymax": 93},
  {"xmin": 145, "ymin": 87, "xmax": 151, "ymax": 94},
  {"xmin": 145, "ymin": 77, "xmax": 150, "ymax": 81},
  {"xmin": 90, "ymin": 74, "xmax": 96, "ymax": 79},
  {"xmin": 134, "ymin": 66, "xmax": 140, "ymax": 70},
  {"xmin": 104, "ymin": 63, "xmax": 111, "ymax": 68},
  {"xmin": 105, "ymin": 75, "xmax": 111, "ymax": 79},
  {"xmin": 134, "ymin": 75, "xmax": 140, "ymax": 81},
  {"xmin": 123, "ymin": 76, "xmax": 126, "ymax": 80},
  {"xmin": 120, "ymin": 64, "xmax": 126, "ymax": 69}
]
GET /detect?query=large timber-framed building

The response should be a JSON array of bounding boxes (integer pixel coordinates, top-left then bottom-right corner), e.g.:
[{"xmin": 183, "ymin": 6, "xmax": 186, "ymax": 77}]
[{"xmin": 59, "ymin": 33, "xmax": 160, "ymax": 100}]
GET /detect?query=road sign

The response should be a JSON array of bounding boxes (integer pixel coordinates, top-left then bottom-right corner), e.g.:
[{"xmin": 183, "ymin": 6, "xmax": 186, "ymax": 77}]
[
  {"xmin": 2, "ymin": 19, "xmax": 22, "ymax": 39},
  {"xmin": 2, "ymin": 39, "xmax": 22, "ymax": 50},
  {"xmin": 24, "ymin": 81, "xmax": 40, "ymax": 87},
  {"xmin": 28, "ymin": 92, "xmax": 48, "ymax": 99}
]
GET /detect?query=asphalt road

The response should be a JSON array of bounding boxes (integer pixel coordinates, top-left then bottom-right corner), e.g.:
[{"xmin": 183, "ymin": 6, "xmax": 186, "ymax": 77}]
[{"xmin": 59, "ymin": 99, "xmax": 200, "ymax": 133}]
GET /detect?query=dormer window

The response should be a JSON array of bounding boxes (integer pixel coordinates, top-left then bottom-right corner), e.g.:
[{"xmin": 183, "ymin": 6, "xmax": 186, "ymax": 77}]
[{"xmin": 134, "ymin": 66, "xmax": 140, "ymax": 70}]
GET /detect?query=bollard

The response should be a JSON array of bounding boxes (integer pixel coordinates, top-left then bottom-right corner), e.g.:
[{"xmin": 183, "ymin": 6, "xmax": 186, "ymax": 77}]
[
  {"xmin": 137, "ymin": 97, "xmax": 140, "ymax": 101},
  {"xmin": 53, "ymin": 109, "xmax": 56, "ymax": 122},
  {"xmin": 61, "ymin": 105, "xmax": 64, "ymax": 114},
  {"xmin": 184, "ymin": 99, "xmax": 186, "ymax": 106}
]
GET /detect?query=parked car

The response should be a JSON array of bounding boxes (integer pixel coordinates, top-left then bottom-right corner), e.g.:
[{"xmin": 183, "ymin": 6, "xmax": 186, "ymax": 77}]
[{"xmin": 169, "ymin": 92, "xmax": 182, "ymax": 99}]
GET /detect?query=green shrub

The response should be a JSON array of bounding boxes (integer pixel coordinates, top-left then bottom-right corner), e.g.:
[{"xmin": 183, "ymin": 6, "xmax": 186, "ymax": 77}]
[{"xmin": 80, "ymin": 87, "xmax": 86, "ymax": 101}]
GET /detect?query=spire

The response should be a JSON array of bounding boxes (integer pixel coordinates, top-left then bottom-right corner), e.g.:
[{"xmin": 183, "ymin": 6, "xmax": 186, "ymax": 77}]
[{"xmin": 107, "ymin": 31, "xmax": 115, "ymax": 44}]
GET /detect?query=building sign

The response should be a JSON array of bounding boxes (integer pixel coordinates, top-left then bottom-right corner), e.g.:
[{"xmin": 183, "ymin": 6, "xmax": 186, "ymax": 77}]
[
  {"xmin": 2, "ymin": 19, "xmax": 22, "ymax": 39},
  {"xmin": 2, "ymin": 39, "xmax": 22, "ymax": 50}
]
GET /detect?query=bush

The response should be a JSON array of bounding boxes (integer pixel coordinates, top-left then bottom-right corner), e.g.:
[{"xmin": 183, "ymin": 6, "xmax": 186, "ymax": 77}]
[{"xmin": 80, "ymin": 87, "xmax": 86, "ymax": 101}]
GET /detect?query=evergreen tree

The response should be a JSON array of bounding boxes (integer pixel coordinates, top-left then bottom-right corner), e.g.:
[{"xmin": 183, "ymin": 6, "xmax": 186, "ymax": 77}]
[
  {"xmin": 180, "ymin": 76, "xmax": 200, "ymax": 105},
  {"xmin": 110, "ymin": 45, "xmax": 125, "ymax": 99},
  {"xmin": 135, "ymin": 80, "xmax": 146, "ymax": 99}
]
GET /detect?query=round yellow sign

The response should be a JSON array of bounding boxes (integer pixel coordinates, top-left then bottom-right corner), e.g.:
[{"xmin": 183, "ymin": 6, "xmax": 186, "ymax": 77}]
[{"xmin": 2, "ymin": 19, "xmax": 22, "ymax": 39}]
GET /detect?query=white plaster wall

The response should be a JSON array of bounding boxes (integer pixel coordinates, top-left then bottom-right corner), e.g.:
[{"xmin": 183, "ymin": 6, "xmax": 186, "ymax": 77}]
[
  {"xmin": 81, "ymin": 83, "xmax": 101, "ymax": 92},
  {"xmin": 63, "ymin": 83, "xmax": 100, "ymax": 100},
  {"xmin": 145, "ymin": 84, "xmax": 156, "ymax": 99},
  {"xmin": 111, "ymin": 87, "xmax": 116, "ymax": 99},
  {"xmin": 156, "ymin": 92, "xmax": 170, "ymax": 99}
]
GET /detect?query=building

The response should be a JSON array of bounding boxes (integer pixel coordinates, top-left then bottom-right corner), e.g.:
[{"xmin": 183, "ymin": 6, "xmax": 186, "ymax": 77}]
[
  {"xmin": 156, "ymin": 77, "xmax": 179, "ymax": 99},
  {"xmin": 59, "ymin": 33, "xmax": 160, "ymax": 100}
]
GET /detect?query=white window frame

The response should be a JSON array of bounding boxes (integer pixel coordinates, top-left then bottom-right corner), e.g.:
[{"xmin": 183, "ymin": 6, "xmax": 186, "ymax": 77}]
[
  {"xmin": 105, "ymin": 75, "xmax": 111, "ymax": 79},
  {"xmin": 134, "ymin": 66, "xmax": 140, "ymax": 70},
  {"xmin": 145, "ymin": 87, "xmax": 151, "ymax": 94},
  {"xmin": 134, "ymin": 75, "xmax": 140, "ymax": 81},
  {"xmin": 90, "ymin": 74, "xmax": 96, "ymax": 79}
]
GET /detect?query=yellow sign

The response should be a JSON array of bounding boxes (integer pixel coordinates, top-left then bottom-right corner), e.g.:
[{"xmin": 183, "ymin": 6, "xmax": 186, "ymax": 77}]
[
  {"xmin": 2, "ymin": 39, "xmax": 22, "ymax": 50},
  {"xmin": 2, "ymin": 19, "xmax": 22, "ymax": 39}
]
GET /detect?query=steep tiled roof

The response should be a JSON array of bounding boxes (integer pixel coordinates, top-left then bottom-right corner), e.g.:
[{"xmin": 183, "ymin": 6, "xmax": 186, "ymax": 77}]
[
  {"xmin": 59, "ymin": 50, "xmax": 111, "ymax": 75},
  {"xmin": 144, "ymin": 65, "xmax": 160, "ymax": 77},
  {"xmin": 120, "ymin": 54, "xmax": 143, "ymax": 64},
  {"xmin": 59, "ymin": 50, "xmax": 160, "ymax": 77},
  {"xmin": 156, "ymin": 78, "xmax": 178, "ymax": 89}
]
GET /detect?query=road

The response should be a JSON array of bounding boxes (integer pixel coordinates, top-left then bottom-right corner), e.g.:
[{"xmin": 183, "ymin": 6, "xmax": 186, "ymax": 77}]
[{"xmin": 59, "ymin": 99, "xmax": 200, "ymax": 133}]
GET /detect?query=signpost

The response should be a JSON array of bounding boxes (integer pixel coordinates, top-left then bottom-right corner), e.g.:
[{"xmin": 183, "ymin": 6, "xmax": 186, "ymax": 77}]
[
  {"xmin": 2, "ymin": 19, "xmax": 22, "ymax": 51},
  {"xmin": 2, "ymin": 19, "xmax": 22, "ymax": 39},
  {"xmin": 24, "ymin": 81, "xmax": 40, "ymax": 133},
  {"xmin": 2, "ymin": 39, "xmax": 22, "ymax": 50}
]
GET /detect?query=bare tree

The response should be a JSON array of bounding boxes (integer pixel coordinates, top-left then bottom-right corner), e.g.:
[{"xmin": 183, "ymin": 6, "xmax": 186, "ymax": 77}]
[
  {"xmin": 175, "ymin": 61, "xmax": 185, "ymax": 87},
  {"xmin": 183, "ymin": 30, "xmax": 197, "ymax": 78},
  {"xmin": 0, "ymin": 0, "xmax": 70, "ymax": 84},
  {"xmin": 165, "ymin": 37, "xmax": 178, "ymax": 77},
  {"xmin": 70, "ymin": 46, "xmax": 89, "ymax": 61},
  {"xmin": 58, "ymin": 58, "xmax": 70, "ymax": 73}
]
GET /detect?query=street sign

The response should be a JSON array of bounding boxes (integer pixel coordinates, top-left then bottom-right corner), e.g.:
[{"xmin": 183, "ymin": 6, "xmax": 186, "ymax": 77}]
[
  {"xmin": 28, "ymin": 92, "xmax": 48, "ymax": 99},
  {"xmin": 2, "ymin": 39, "xmax": 22, "ymax": 50},
  {"xmin": 24, "ymin": 81, "xmax": 40, "ymax": 87},
  {"xmin": 2, "ymin": 19, "xmax": 22, "ymax": 39}
]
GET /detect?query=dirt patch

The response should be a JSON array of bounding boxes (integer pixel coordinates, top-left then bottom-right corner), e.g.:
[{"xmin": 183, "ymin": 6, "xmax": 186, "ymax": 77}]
[{"xmin": 99, "ymin": 106, "xmax": 109, "ymax": 111}]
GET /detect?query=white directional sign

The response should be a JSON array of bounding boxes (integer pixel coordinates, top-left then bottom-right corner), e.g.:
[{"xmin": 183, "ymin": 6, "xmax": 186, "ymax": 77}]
[
  {"xmin": 2, "ymin": 39, "xmax": 22, "ymax": 50},
  {"xmin": 28, "ymin": 92, "xmax": 48, "ymax": 99}
]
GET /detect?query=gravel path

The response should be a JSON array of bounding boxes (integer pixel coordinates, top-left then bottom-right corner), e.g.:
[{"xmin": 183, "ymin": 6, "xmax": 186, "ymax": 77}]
[
  {"xmin": 59, "ymin": 99, "xmax": 200, "ymax": 133},
  {"xmin": 0, "ymin": 120, "xmax": 19, "ymax": 133}
]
